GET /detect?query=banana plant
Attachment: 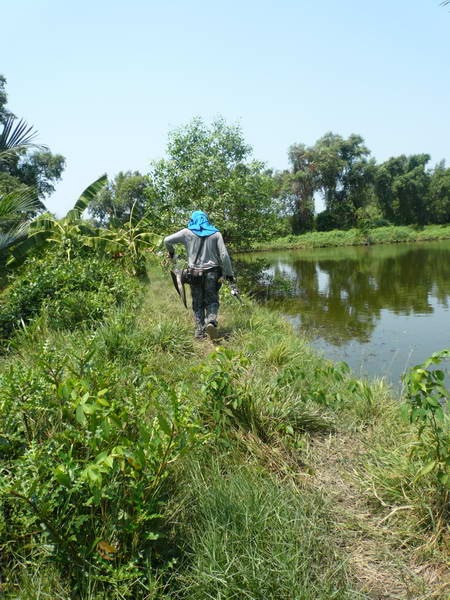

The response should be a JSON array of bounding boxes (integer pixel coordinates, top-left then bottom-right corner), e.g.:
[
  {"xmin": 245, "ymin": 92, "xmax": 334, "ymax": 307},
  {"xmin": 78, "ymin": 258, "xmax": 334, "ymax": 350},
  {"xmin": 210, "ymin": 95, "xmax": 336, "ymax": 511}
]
[
  {"xmin": 7, "ymin": 175, "xmax": 108, "ymax": 264},
  {"xmin": 85, "ymin": 201, "xmax": 163, "ymax": 275}
]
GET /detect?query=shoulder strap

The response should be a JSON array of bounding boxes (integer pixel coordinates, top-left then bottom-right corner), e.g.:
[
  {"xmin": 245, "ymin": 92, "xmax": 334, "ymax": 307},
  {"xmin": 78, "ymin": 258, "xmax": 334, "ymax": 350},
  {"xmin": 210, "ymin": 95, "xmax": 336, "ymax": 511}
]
[{"xmin": 192, "ymin": 236, "xmax": 206, "ymax": 266}]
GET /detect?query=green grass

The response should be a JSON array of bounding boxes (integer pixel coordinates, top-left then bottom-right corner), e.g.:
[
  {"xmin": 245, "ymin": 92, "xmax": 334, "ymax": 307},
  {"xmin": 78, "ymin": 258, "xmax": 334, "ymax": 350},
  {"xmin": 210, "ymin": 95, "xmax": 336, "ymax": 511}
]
[
  {"xmin": 252, "ymin": 224, "xmax": 450, "ymax": 252},
  {"xmin": 1, "ymin": 256, "xmax": 447, "ymax": 598},
  {"xmin": 167, "ymin": 457, "xmax": 361, "ymax": 600}
]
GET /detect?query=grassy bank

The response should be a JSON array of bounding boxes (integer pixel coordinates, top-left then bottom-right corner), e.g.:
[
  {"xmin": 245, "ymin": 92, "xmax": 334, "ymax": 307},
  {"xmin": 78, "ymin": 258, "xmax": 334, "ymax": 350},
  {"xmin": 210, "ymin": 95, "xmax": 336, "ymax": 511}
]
[
  {"xmin": 0, "ymin": 256, "xmax": 448, "ymax": 599},
  {"xmin": 252, "ymin": 224, "xmax": 450, "ymax": 252}
]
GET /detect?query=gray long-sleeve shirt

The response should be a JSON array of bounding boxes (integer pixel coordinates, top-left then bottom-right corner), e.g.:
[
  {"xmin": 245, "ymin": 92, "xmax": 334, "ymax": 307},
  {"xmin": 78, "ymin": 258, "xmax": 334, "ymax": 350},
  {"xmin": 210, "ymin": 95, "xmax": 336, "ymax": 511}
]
[{"xmin": 164, "ymin": 229, "xmax": 233, "ymax": 277}]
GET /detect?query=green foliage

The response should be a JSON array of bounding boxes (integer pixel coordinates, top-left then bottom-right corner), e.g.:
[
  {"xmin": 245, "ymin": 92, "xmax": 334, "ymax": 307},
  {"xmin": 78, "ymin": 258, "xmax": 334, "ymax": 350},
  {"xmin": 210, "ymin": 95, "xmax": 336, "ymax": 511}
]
[
  {"xmin": 355, "ymin": 203, "xmax": 388, "ymax": 232},
  {"xmin": 85, "ymin": 209, "xmax": 162, "ymax": 277},
  {"xmin": 5, "ymin": 175, "xmax": 107, "ymax": 266},
  {"xmin": 170, "ymin": 459, "xmax": 359, "ymax": 600},
  {"xmin": 279, "ymin": 133, "xmax": 449, "ymax": 234},
  {"xmin": 276, "ymin": 145, "xmax": 316, "ymax": 234},
  {"xmin": 197, "ymin": 346, "xmax": 259, "ymax": 436},
  {"xmin": 2, "ymin": 245, "xmax": 447, "ymax": 596},
  {"xmin": 150, "ymin": 117, "xmax": 277, "ymax": 248},
  {"xmin": 0, "ymin": 188, "xmax": 42, "ymax": 254},
  {"xmin": 374, "ymin": 154, "xmax": 432, "ymax": 226},
  {"xmin": 402, "ymin": 349, "xmax": 450, "ymax": 490},
  {"xmin": 0, "ymin": 249, "xmax": 136, "ymax": 344},
  {"xmin": 429, "ymin": 161, "xmax": 450, "ymax": 224},
  {"xmin": 284, "ymin": 132, "xmax": 375, "ymax": 232},
  {"xmin": 360, "ymin": 351, "xmax": 449, "ymax": 546},
  {"xmin": 0, "ymin": 323, "xmax": 203, "ymax": 596},
  {"xmin": 89, "ymin": 171, "xmax": 156, "ymax": 227},
  {"xmin": 253, "ymin": 223, "xmax": 450, "ymax": 251}
]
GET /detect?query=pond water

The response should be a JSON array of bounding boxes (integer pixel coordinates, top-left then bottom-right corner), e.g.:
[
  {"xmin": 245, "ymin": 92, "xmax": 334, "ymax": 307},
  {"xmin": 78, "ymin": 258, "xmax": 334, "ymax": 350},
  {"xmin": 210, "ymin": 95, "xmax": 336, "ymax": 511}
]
[{"xmin": 238, "ymin": 240, "xmax": 450, "ymax": 387}]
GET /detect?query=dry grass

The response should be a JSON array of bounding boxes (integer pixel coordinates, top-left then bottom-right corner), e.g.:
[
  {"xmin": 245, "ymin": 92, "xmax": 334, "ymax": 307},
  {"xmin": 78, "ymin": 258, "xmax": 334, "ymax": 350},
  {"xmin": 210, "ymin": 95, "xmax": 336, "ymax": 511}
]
[{"xmin": 308, "ymin": 433, "xmax": 450, "ymax": 600}]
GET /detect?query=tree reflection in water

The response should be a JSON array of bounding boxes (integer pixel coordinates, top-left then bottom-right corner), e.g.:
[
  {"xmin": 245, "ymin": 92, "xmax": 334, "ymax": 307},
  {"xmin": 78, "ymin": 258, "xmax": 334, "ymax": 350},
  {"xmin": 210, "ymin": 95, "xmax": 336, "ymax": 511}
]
[{"xmin": 237, "ymin": 241, "xmax": 450, "ymax": 347}]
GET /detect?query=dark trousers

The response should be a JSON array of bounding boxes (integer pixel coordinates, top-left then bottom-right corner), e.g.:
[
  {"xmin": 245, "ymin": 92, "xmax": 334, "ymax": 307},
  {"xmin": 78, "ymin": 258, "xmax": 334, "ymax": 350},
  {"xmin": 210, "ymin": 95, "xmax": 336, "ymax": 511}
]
[{"xmin": 190, "ymin": 268, "xmax": 221, "ymax": 331}]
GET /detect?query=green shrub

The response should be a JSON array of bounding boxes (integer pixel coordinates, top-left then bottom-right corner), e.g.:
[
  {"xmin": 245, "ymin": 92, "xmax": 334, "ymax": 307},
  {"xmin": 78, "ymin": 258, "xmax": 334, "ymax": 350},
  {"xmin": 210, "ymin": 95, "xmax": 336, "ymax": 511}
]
[
  {"xmin": 402, "ymin": 350, "xmax": 449, "ymax": 496},
  {"xmin": 0, "ymin": 339, "xmax": 203, "ymax": 597},
  {"xmin": 0, "ymin": 250, "xmax": 137, "ymax": 345}
]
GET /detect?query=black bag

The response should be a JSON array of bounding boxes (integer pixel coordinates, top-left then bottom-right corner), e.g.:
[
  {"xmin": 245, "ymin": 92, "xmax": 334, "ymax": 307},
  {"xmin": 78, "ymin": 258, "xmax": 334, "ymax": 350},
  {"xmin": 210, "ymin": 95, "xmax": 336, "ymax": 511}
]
[
  {"xmin": 181, "ymin": 238, "xmax": 206, "ymax": 284},
  {"xmin": 181, "ymin": 267, "xmax": 204, "ymax": 285}
]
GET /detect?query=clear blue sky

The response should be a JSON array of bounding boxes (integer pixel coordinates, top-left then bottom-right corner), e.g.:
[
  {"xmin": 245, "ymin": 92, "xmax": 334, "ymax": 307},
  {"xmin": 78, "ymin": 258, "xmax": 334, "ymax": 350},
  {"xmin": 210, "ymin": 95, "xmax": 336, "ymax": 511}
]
[{"xmin": 2, "ymin": 0, "xmax": 449, "ymax": 216}]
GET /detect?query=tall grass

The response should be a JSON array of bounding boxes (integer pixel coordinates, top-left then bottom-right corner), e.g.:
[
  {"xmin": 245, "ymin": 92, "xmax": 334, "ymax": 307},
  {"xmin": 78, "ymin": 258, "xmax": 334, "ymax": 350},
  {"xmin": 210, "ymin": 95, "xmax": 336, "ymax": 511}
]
[{"xmin": 169, "ymin": 458, "xmax": 362, "ymax": 600}]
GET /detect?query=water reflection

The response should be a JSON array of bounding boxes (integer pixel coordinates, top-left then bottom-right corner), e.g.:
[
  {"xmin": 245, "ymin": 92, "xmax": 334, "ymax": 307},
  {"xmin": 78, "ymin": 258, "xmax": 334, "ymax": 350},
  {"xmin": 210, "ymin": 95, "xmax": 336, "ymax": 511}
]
[{"xmin": 237, "ymin": 241, "xmax": 450, "ymax": 383}]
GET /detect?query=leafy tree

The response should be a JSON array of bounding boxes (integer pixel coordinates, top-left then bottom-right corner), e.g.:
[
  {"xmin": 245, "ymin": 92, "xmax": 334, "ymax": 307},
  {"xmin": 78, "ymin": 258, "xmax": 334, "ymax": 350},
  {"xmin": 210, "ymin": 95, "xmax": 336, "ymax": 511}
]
[
  {"xmin": 374, "ymin": 154, "xmax": 431, "ymax": 225},
  {"xmin": 89, "ymin": 171, "xmax": 156, "ymax": 227},
  {"xmin": 429, "ymin": 161, "xmax": 450, "ymax": 224},
  {"xmin": 278, "ymin": 144, "xmax": 316, "ymax": 234},
  {"xmin": 311, "ymin": 133, "xmax": 374, "ymax": 230},
  {"xmin": 150, "ymin": 117, "xmax": 276, "ymax": 248},
  {"xmin": 284, "ymin": 133, "xmax": 375, "ymax": 232}
]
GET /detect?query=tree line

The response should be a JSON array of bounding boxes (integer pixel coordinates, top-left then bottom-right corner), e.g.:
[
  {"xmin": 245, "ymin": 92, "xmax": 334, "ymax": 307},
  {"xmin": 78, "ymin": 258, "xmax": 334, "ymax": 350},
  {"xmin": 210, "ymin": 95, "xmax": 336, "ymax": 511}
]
[
  {"xmin": 89, "ymin": 125, "xmax": 450, "ymax": 242},
  {"xmin": 1, "ymin": 74, "xmax": 449, "ymax": 255}
]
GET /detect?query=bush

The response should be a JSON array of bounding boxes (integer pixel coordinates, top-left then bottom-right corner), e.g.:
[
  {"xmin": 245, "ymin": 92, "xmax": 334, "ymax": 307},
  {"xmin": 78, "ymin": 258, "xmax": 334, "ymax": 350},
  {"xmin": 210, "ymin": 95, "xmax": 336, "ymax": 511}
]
[
  {"xmin": 0, "ymin": 339, "xmax": 203, "ymax": 596},
  {"xmin": 0, "ymin": 250, "xmax": 137, "ymax": 345}
]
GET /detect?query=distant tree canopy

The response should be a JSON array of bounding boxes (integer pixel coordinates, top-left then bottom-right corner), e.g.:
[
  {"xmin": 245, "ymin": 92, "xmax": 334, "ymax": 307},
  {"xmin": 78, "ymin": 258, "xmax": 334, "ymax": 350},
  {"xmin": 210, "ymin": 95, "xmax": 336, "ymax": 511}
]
[
  {"xmin": 0, "ymin": 75, "xmax": 65, "ymax": 204},
  {"xmin": 89, "ymin": 171, "xmax": 155, "ymax": 227},
  {"xmin": 86, "ymin": 116, "xmax": 449, "ymax": 242},
  {"xmin": 276, "ymin": 131, "xmax": 450, "ymax": 233}
]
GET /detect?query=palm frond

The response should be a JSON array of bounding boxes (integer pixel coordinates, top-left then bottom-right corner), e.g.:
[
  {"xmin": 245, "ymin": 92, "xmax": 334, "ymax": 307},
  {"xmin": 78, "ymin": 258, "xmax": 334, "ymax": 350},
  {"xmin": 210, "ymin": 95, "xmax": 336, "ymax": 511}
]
[
  {"xmin": 0, "ymin": 222, "xmax": 30, "ymax": 251},
  {"xmin": 0, "ymin": 116, "xmax": 46, "ymax": 163},
  {"xmin": 0, "ymin": 188, "xmax": 41, "ymax": 222}
]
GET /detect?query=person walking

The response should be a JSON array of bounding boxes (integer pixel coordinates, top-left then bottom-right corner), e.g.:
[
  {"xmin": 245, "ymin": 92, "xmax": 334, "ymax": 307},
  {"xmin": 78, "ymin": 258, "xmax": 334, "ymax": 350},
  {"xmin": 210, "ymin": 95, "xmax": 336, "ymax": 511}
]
[{"xmin": 164, "ymin": 210, "xmax": 234, "ymax": 339}]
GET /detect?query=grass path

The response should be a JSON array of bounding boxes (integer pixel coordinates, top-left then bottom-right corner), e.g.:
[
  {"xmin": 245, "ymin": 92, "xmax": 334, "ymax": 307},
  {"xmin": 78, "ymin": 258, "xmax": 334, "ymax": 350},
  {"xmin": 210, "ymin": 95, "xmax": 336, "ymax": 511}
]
[{"xmin": 310, "ymin": 433, "xmax": 449, "ymax": 599}]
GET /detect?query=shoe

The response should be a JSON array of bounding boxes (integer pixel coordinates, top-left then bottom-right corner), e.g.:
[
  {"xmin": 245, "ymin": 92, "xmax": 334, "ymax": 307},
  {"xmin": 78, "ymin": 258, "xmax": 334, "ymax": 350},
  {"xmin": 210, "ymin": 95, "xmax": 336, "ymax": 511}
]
[
  {"xmin": 194, "ymin": 327, "xmax": 206, "ymax": 340},
  {"xmin": 205, "ymin": 321, "xmax": 219, "ymax": 340}
]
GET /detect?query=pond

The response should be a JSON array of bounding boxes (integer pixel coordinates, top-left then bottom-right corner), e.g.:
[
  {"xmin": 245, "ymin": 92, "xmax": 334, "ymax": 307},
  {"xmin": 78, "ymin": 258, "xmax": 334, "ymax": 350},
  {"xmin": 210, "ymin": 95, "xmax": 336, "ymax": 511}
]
[{"xmin": 237, "ymin": 240, "xmax": 450, "ymax": 387}]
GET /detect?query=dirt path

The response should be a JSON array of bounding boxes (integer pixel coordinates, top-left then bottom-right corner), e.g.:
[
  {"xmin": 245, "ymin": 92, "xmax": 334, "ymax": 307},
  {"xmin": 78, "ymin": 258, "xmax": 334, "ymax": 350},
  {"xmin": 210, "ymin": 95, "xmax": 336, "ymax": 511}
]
[{"xmin": 309, "ymin": 433, "xmax": 449, "ymax": 600}]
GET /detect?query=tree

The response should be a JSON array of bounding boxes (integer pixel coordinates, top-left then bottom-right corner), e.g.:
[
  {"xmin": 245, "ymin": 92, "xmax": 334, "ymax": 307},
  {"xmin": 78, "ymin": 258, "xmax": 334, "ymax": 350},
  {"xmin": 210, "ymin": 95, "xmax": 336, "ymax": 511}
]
[
  {"xmin": 281, "ymin": 144, "xmax": 316, "ymax": 234},
  {"xmin": 150, "ymin": 117, "xmax": 276, "ymax": 248},
  {"xmin": 312, "ymin": 133, "xmax": 374, "ymax": 230},
  {"xmin": 0, "ymin": 75, "xmax": 65, "ymax": 203},
  {"xmin": 374, "ymin": 154, "xmax": 431, "ymax": 225},
  {"xmin": 89, "ymin": 171, "xmax": 155, "ymax": 227},
  {"xmin": 283, "ymin": 133, "xmax": 375, "ymax": 232},
  {"xmin": 429, "ymin": 161, "xmax": 450, "ymax": 224}
]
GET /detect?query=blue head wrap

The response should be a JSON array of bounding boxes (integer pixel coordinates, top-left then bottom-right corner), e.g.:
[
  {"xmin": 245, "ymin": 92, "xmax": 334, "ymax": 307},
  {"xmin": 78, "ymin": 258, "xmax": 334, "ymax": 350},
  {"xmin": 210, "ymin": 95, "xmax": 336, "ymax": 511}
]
[{"xmin": 187, "ymin": 210, "xmax": 219, "ymax": 237}]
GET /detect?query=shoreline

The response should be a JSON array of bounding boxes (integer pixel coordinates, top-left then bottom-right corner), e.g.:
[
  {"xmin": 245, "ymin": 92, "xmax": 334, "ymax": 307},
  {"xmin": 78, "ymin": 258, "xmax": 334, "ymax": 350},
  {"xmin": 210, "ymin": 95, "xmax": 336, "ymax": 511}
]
[{"xmin": 245, "ymin": 224, "xmax": 450, "ymax": 253}]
